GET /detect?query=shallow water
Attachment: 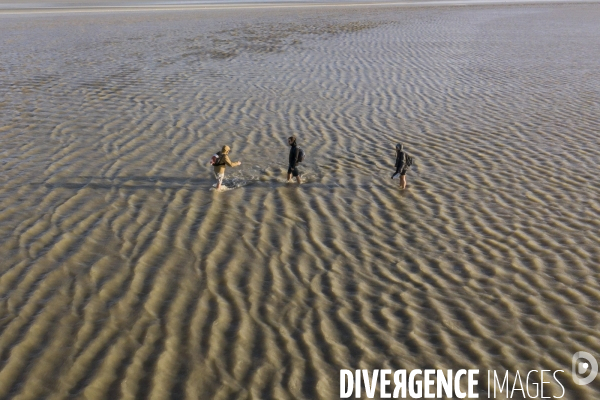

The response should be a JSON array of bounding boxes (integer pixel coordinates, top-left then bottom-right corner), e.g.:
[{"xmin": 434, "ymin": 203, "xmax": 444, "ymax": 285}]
[{"xmin": 0, "ymin": 3, "xmax": 599, "ymax": 399}]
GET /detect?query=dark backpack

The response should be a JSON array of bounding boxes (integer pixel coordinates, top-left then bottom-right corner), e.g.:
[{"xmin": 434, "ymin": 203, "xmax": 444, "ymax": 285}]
[
  {"xmin": 210, "ymin": 152, "xmax": 226, "ymax": 166},
  {"xmin": 297, "ymin": 148, "xmax": 305, "ymax": 163},
  {"xmin": 398, "ymin": 152, "xmax": 413, "ymax": 169}
]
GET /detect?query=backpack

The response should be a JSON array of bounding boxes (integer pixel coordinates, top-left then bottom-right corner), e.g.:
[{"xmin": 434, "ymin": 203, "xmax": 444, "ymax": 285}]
[
  {"xmin": 297, "ymin": 148, "xmax": 305, "ymax": 163},
  {"xmin": 210, "ymin": 152, "xmax": 224, "ymax": 166},
  {"xmin": 398, "ymin": 151, "xmax": 413, "ymax": 169}
]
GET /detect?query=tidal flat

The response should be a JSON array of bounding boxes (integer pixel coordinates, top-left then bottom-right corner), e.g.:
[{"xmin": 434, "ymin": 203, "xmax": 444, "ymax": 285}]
[{"xmin": 0, "ymin": 2, "xmax": 599, "ymax": 399}]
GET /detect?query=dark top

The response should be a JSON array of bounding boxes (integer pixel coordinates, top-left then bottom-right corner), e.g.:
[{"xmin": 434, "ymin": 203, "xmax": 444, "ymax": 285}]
[
  {"xmin": 395, "ymin": 151, "xmax": 406, "ymax": 171},
  {"xmin": 289, "ymin": 144, "xmax": 299, "ymax": 168}
]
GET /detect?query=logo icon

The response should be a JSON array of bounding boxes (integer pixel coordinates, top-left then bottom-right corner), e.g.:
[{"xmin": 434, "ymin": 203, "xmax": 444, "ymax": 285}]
[{"xmin": 572, "ymin": 351, "xmax": 598, "ymax": 385}]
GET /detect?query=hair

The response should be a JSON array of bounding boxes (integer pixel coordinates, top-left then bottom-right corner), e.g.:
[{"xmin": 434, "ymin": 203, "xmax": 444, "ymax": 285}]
[{"xmin": 288, "ymin": 136, "xmax": 297, "ymax": 145}]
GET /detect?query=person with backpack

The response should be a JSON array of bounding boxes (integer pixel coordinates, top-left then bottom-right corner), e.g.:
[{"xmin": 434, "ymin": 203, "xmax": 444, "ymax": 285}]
[
  {"xmin": 211, "ymin": 145, "xmax": 241, "ymax": 191},
  {"xmin": 392, "ymin": 143, "xmax": 410, "ymax": 189},
  {"xmin": 287, "ymin": 136, "xmax": 303, "ymax": 184}
]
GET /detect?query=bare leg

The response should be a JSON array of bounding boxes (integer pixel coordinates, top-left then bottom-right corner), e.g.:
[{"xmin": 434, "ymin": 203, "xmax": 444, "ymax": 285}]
[
  {"xmin": 216, "ymin": 174, "xmax": 224, "ymax": 191},
  {"xmin": 296, "ymin": 175, "xmax": 301, "ymax": 184},
  {"xmin": 400, "ymin": 175, "xmax": 407, "ymax": 189},
  {"xmin": 287, "ymin": 173, "xmax": 292, "ymax": 182}
]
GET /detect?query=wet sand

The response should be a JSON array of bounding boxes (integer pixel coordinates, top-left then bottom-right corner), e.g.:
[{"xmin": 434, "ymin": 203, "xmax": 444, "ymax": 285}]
[{"xmin": 0, "ymin": 2, "xmax": 599, "ymax": 399}]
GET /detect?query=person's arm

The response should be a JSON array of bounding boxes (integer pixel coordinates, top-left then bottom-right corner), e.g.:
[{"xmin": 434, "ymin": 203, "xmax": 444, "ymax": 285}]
[
  {"xmin": 227, "ymin": 155, "xmax": 241, "ymax": 167},
  {"xmin": 222, "ymin": 155, "xmax": 234, "ymax": 167},
  {"xmin": 289, "ymin": 147, "xmax": 298, "ymax": 168}
]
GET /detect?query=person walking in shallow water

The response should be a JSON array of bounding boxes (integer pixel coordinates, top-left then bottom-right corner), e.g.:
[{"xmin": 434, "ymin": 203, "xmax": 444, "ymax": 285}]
[
  {"xmin": 213, "ymin": 145, "xmax": 241, "ymax": 191},
  {"xmin": 287, "ymin": 136, "xmax": 301, "ymax": 184},
  {"xmin": 392, "ymin": 143, "xmax": 408, "ymax": 189}
]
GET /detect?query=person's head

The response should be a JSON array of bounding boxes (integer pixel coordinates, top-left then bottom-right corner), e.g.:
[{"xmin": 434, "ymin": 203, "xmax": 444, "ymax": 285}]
[
  {"xmin": 396, "ymin": 143, "xmax": 403, "ymax": 152},
  {"xmin": 221, "ymin": 145, "xmax": 231, "ymax": 154},
  {"xmin": 288, "ymin": 136, "xmax": 296, "ymax": 146}
]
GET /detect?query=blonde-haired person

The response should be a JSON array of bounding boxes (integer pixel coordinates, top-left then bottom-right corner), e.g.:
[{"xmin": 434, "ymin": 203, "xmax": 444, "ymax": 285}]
[{"xmin": 213, "ymin": 145, "xmax": 241, "ymax": 190}]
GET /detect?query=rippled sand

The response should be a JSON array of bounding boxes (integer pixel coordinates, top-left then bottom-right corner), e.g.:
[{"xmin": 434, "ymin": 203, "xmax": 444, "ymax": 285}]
[{"xmin": 1, "ymin": 3, "xmax": 599, "ymax": 399}]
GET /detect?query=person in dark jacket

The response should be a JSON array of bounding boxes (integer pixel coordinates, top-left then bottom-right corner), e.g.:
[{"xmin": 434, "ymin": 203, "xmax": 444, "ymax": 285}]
[
  {"xmin": 287, "ymin": 136, "xmax": 301, "ymax": 184},
  {"xmin": 392, "ymin": 143, "xmax": 408, "ymax": 189}
]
